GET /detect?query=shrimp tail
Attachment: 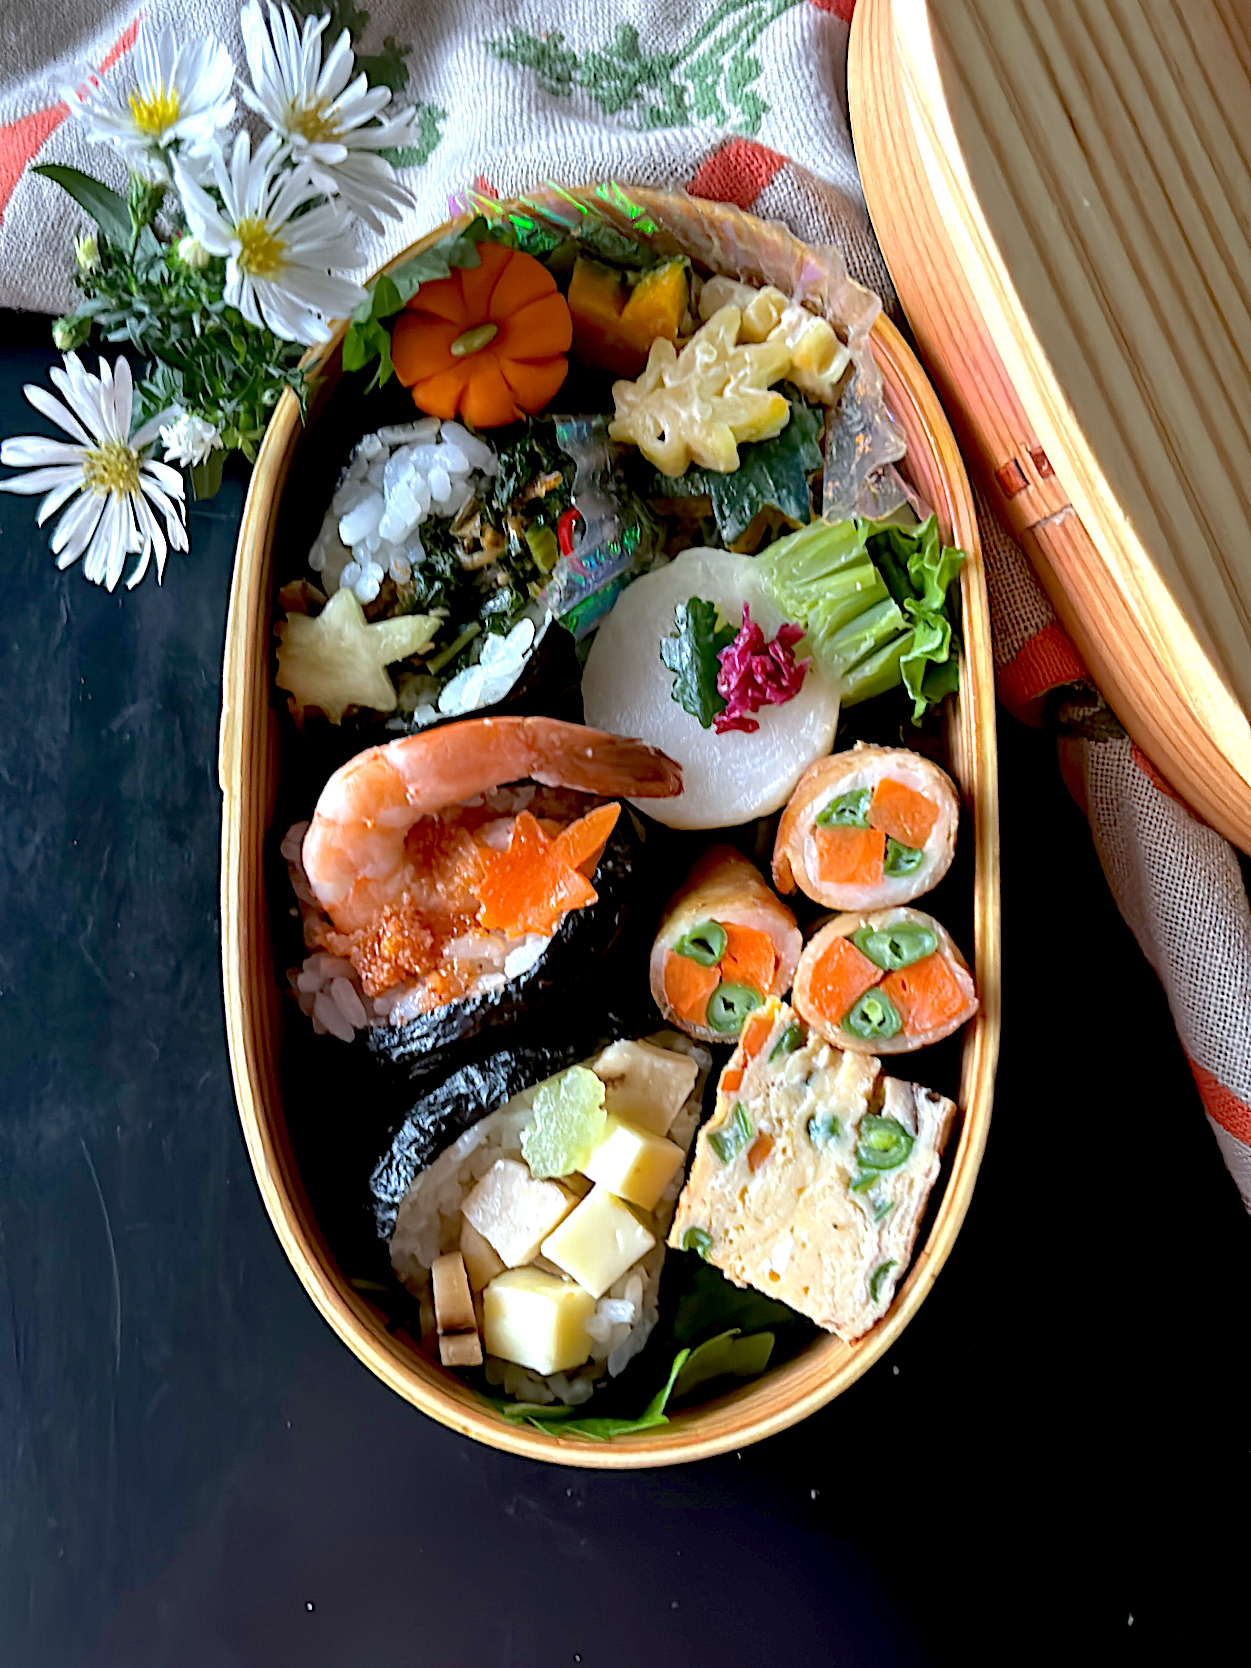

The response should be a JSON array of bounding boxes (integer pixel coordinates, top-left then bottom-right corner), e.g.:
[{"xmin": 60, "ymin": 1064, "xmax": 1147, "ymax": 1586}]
[{"xmin": 519, "ymin": 717, "xmax": 683, "ymax": 799}]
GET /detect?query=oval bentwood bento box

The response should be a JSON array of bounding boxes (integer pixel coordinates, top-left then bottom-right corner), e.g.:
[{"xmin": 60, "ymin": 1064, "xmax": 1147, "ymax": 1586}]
[{"xmin": 219, "ymin": 185, "xmax": 1001, "ymax": 1468}]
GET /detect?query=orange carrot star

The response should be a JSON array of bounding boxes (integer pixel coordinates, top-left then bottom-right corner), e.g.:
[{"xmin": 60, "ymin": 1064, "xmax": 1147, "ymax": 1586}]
[{"xmin": 473, "ymin": 804, "xmax": 621, "ymax": 937}]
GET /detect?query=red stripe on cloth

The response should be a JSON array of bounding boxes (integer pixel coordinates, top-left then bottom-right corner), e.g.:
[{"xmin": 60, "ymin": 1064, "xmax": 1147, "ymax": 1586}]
[
  {"xmin": 688, "ymin": 139, "xmax": 788, "ymax": 211},
  {"xmin": 996, "ymin": 621, "xmax": 1086, "ymax": 722},
  {"xmin": 0, "ymin": 104, "xmax": 68, "ymax": 226},
  {"xmin": 808, "ymin": 0, "xmax": 858, "ymax": 17},
  {"xmin": 0, "ymin": 16, "xmax": 141, "ymax": 226},
  {"xmin": 1188, "ymin": 1056, "xmax": 1251, "ymax": 1148},
  {"xmin": 1130, "ymin": 743, "xmax": 1200, "ymax": 821}
]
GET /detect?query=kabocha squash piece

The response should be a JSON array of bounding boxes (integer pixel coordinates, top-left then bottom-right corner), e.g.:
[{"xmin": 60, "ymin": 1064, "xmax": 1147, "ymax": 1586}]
[
  {"xmin": 391, "ymin": 242, "xmax": 572, "ymax": 428},
  {"xmin": 568, "ymin": 255, "xmax": 689, "ymax": 377}
]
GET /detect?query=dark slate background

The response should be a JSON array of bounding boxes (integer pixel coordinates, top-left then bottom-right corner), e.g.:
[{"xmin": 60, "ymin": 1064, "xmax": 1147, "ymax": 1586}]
[{"xmin": 1, "ymin": 313, "xmax": 1248, "ymax": 1667}]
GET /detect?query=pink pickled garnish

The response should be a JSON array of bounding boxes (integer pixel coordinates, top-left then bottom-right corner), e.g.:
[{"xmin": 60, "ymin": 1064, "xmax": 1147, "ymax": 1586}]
[{"xmin": 714, "ymin": 604, "xmax": 810, "ymax": 735}]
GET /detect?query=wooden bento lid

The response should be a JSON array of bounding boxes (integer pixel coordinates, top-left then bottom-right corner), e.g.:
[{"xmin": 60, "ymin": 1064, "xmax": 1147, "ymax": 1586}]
[{"xmin": 849, "ymin": 0, "xmax": 1251, "ymax": 850}]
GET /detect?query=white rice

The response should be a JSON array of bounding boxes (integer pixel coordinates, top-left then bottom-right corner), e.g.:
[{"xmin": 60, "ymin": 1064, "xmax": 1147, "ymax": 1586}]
[{"xmin": 388, "ymin": 1034, "xmax": 712, "ymax": 1405}]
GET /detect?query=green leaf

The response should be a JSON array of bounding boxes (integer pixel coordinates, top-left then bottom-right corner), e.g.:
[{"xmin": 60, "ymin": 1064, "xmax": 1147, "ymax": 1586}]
[
  {"xmin": 659, "ymin": 596, "xmax": 735, "ymax": 729},
  {"xmin": 31, "ymin": 164, "xmax": 130, "ymax": 247},
  {"xmin": 499, "ymin": 1347, "xmax": 691, "ymax": 1441},
  {"xmin": 355, "ymin": 34, "xmax": 410, "ymax": 93},
  {"xmin": 669, "ymin": 1255, "xmax": 810, "ymax": 1350},
  {"xmin": 670, "ymin": 1328, "xmax": 774, "ymax": 1402},
  {"xmin": 190, "ymin": 448, "xmax": 225, "ymax": 500},
  {"xmin": 649, "ymin": 390, "xmax": 823, "ymax": 544}
]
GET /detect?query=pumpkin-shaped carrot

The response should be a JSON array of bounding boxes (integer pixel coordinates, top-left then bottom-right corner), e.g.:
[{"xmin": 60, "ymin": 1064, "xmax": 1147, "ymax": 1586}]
[{"xmin": 390, "ymin": 242, "xmax": 572, "ymax": 428}]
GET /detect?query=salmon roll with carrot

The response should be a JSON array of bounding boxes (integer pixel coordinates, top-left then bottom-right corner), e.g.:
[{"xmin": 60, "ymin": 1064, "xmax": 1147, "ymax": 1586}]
[
  {"xmin": 650, "ymin": 847, "xmax": 802, "ymax": 1043},
  {"xmin": 793, "ymin": 907, "xmax": 977, "ymax": 1054},
  {"xmin": 773, "ymin": 744, "xmax": 959, "ymax": 911}
]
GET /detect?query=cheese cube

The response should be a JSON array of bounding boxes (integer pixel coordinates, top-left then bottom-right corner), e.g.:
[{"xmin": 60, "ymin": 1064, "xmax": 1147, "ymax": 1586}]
[
  {"xmin": 581, "ymin": 1116, "xmax": 685, "ymax": 1211},
  {"xmin": 459, "ymin": 1218, "xmax": 506, "ymax": 1292},
  {"xmin": 461, "ymin": 1158, "xmax": 576, "ymax": 1267},
  {"xmin": 482, "ymin": 1267, "xmax": 596, "ymax": 1374},
  {"xmin": 592, "ymin": 1040, "xmax": 698, "ymax": 1136},
  {"xmin": 540, "ymin": 1185, "xmax": 657, "ymax": 1299}
]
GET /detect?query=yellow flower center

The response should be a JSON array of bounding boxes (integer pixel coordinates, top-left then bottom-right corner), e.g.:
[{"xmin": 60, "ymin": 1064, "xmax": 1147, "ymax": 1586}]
[
  {"xmin": 128, "ymin": 82, "xmax": 181, "ymax": 137},
  {"xmin": 287, "ymin": 98, "xmax": 342, "ymax": 144},
  {"xmin": 82, "ymin": 441, "xmax": 141, "ymax": 497},
  {"xmin": 235, "ymin": 216, "xmax": 286, "ymax": 280}
]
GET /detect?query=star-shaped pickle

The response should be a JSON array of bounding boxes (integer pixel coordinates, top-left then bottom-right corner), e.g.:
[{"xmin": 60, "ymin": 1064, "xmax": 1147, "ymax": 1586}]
[
  {"xmin": 608, "ymin": 305, "xmax": 792, "ymax": 476},
  {"xmin": 473, "ymin": 804, "xmax": 621, "ymax": 938},
  {"xmin": 275, "ymin": 588, "xmax": 440, "ymax": 724}
]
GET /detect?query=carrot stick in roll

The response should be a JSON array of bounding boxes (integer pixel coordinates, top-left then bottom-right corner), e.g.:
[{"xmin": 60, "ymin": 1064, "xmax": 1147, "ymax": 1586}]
[{"xmin": 650, "ymin": 846, "xmax": 802, "ymax": 1042}]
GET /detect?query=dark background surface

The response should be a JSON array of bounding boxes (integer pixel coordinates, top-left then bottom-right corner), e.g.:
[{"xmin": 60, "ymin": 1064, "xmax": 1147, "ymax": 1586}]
[{"xmin": 2, "ymin": 313, "xmax": 1248, "ymax": 1667}]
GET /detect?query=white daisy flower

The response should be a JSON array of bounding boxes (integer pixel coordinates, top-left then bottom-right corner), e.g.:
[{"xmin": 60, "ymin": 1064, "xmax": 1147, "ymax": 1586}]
[
  {"xmin": 60, "ymin": 21, "xmax": 235, "ymax": 178},
  {"xmin": 239, "ymin": 0, "xmax": 417, "ymax": 232},
  {"xmin": 0, "ymin": 354, "xmax": 188, "ymax": 593},
  {"xmin": 172, "ymin": 130, "xmax": 367, "ymax": 345},
  {"xmin": 160, "ymin": 409, "xmax": 223, "ymax": 469}
]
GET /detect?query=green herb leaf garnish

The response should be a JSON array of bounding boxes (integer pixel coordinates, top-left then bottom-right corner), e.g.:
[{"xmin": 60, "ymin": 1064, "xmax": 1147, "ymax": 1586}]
[
  {"xmin": 709, "ymin": 1103, "xmax": 753, "ymax": 1163},
  {"xmin": 674, "ymin": 919, "xmax": 728, "ymax": 968},
  {"xmin": 660, "ymin": 596, "xmax": 736, "ymax": 729},
  {"xmin": 671, "ymin": 1328, "xmax": 775, "ymax": 1402},
  {"xmin": 869, "ymin": 1260, "xmax": 897, "ymax": 1304}
]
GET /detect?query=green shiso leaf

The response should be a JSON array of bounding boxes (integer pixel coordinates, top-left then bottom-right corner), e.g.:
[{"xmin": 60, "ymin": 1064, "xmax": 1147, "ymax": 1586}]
[
  {"xmin": 670, "ymin": 1328, "xmax": 775, "ymax": 1402},
  {"xmin": 646, "ymin": 390, "xmax": 823, "ymax": 544},
  {"xmin": 757, "ymin": 514, "xmax": 966, "ymax": 721},
  {"xmin": 660, "ymin": 596, "xmax": 735, "ymax": 729}
]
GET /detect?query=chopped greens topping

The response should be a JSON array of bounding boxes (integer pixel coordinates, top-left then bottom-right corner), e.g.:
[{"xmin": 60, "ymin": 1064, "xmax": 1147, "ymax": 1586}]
[
  {"xmin": 815, "ymin": 788, "xmax": 871, "ymax": 828},
  {"xmin": 660, "ymin": 596, "xmax": 736, "ymax": 728},
  {"xmin": 852, "ymin": 923, "xmax": 938, "ymax": 972},
  {"xmin": 807, "ymin": 1107, "xmax": 841, "ymax": 1151},
  {"xmin": 769, "ymin": 1021, "xmax": 806, "ymax": 1061},
  {"xmin": 883, "ymin": 837, "xmax": 925, "ymax": 877},
  {"xmin": 520, "ymin": 1066, "xmax": 607, "ymax": 1178},
  {"xmin": 682, "ymin": 1227, "xmax": 714, "ymax": 1260},
  {"xmin": 842, "ymin": 989, "xmax": 903, "ymax": 1040},
  {"xmin": 706, "ymin": 983, "xmax": 762, "ymax": 1036},
  {"xmin": 674, "ymin": 918, "xmax": 728, "ymax": 968},
  {"xmin": 869, "ymin": 1260, "xmax": 898, "ymax": 1304},
  {"xmin": 709, "ymin": 1103, "xmax": 754, "ymax": 1164},
  {"xmin": 855, "ymin": 1114, "xmax": 914, "ymax": 1171}
]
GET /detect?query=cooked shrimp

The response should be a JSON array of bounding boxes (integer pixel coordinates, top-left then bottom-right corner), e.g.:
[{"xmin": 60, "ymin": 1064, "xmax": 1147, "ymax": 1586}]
[{"xmin": 302, "ymin": 716, "xmax": 682, "ymax": 933}]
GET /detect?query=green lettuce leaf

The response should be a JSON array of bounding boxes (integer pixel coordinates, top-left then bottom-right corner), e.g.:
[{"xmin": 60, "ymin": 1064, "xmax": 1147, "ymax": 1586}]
[
  {"xmin": 757, "ymin": 514, "xmax": 966, "ymax": 721},
  {"xmin": 660, "ymin": 596, "xmax": 735, "ymax": 728}
]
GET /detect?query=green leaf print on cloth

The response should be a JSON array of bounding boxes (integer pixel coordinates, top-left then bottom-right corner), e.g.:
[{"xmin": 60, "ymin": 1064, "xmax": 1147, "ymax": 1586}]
[{"xmin": 490, "ymin": 0, "xmax": 802, "ymax": 136}]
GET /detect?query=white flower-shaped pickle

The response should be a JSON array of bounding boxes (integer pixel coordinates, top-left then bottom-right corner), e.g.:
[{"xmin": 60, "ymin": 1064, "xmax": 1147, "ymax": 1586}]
[
  {"xmin": 60, "ymin": 21, "xmax": 235, "ymax": 177},
  {"xmin": 0, "ymin": 353, "xmax": 187, "ymax": 592},
  {"xmin": 173, "ymin": 130, "xmax": 367, "ymax": 344},
  {"xmin": 239, "ymin": 0, "xmax": 418, "ymax": 232}
]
